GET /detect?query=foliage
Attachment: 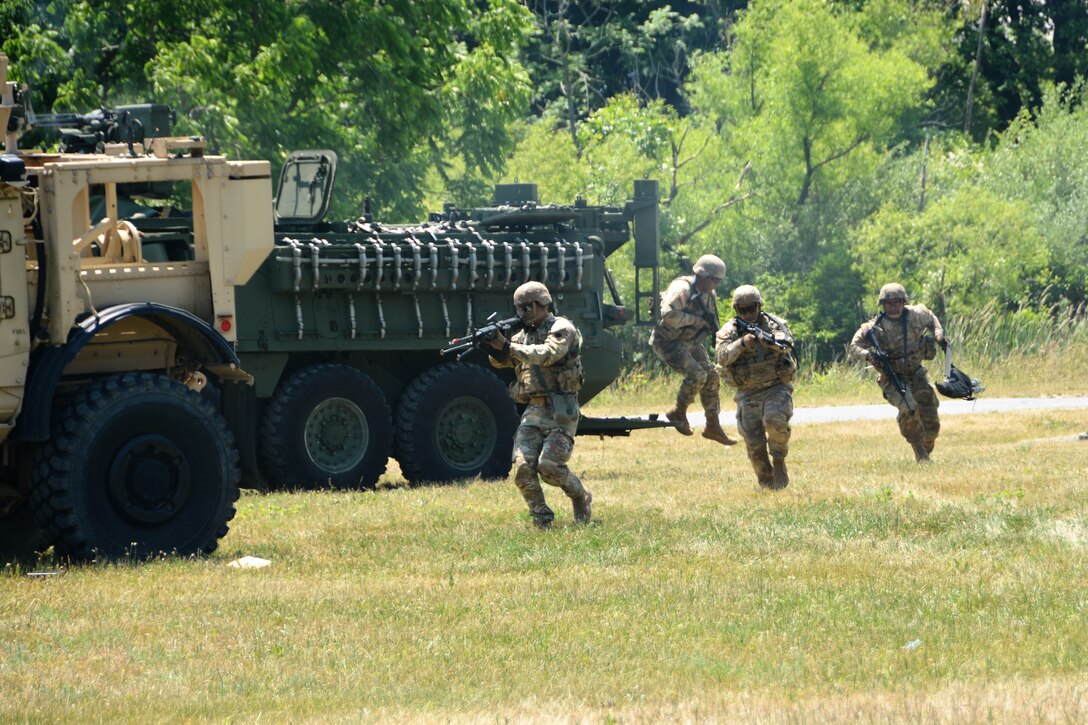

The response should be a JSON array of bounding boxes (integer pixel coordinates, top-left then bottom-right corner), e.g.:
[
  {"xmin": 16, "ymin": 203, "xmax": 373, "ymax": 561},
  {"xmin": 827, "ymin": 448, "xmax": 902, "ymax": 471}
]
[
  {"xmin": 520, "ymin": 0, "xmax": 743, "ymax": 153},
  {"xmin": 948, "ymin": 0, "xmax": 1088, "ymax": 139},
  {"xmin": 854, "ymin": 186, "xmax": 1048, "ymax": 319},
  {"xmin": 2, "ymin": 0, "xmax": 533, "ymax": 219},
  {"xmin": 5, "ymin": 0, "xmax": 1086, "ymax": 368}
]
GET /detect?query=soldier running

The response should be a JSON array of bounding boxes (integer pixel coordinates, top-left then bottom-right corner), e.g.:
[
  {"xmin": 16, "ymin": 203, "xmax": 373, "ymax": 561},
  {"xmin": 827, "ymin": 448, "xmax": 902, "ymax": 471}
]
[
  {"xmin": 650, "ymin": 254, "xmax": 737, "ymax": 446},
  {"xmin": 489, "ymin": 281, "xmax": 592, "ymax": 528},
  {"xmin": 715, "ymin": 285, "xmax": 797, "ymax": 489},
  {"xmin": 849, "ymin": 283, "xmax": 947, "ymax": 462}
]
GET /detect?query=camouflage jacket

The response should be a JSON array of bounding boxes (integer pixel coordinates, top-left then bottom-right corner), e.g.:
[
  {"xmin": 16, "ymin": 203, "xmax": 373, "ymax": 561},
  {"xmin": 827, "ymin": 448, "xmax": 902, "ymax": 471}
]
[
  {"xmin": 490, "ymin": 314, "xmax": 584, "ymax": 398},
  {"xmin": 649, "ymin": 275, "xmax": 719, "ymax": 345},
  {"xmin": 715, "ymin": 312, "xmax": 797, "ymax": 390},
  {"xmin": 849, "ymin": 305, "xmax": 945, "ymax": 375}
]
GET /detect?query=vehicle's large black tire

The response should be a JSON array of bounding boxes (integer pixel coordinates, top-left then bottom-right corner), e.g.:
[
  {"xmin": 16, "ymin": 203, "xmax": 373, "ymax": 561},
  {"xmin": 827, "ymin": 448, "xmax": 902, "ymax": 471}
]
[
  {"xmin": 259, "ymin": 364, "xmax": 392, "ymax": 490},
  {"xmin": 28, "ymin": 373, "xmax": 240, "ymax": 560},
  {"xmin": 393, "ymin": 363, "xmax": 518, "ymax": 485}
]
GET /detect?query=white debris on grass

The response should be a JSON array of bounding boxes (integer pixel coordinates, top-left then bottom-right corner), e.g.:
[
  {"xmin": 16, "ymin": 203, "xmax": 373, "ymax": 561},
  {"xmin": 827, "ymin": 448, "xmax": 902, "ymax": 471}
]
[{"xmin": 227, "ymin": 556, "xmax": 271, "ymax": 569}]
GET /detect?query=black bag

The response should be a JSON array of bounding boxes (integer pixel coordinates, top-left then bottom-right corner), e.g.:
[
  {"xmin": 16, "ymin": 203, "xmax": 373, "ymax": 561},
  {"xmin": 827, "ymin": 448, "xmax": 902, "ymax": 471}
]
[{"xmin": 936, "ymin": 364, "xmax": 981, "ymax": 400}]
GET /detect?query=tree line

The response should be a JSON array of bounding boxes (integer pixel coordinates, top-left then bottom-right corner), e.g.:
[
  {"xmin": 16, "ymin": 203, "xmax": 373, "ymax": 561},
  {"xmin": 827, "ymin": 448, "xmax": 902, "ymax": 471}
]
[{"xmin": 3, "ymin": 0, "xmax": 1086, "ymax": 359}]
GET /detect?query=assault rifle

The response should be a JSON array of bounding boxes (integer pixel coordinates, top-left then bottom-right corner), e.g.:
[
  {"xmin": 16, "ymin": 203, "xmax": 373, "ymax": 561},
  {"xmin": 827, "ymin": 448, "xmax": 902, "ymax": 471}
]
[
  {"xmin": 689, "ymin": 288, "xmax": 720, "ymax": 341},
  {"xmin": 735, "ymin": 317, "xmax": 791, "ymax": 353},
  {"xmin": 441, "ymin": 312, "xmax": 524, "ymax": 360},
  {"xmin": 865, "ymin": 327, "xmax": 916, "ymax": 415}
]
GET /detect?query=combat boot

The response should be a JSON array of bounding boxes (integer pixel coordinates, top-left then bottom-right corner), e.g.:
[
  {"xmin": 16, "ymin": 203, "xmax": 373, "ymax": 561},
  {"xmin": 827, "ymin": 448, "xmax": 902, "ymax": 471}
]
[
  {"xmin": 770, "ymin": 456, "xmax": 789, "ymax": 490},
  {"xmin": 665, "ymin": 403, "xmax": 693, "ymax": 436},
  {"xmin": 749, "ymin": 449, "xmax": 775, "ymax": 488},
  {"xmin": 702, "ymin": 415, "xmax": 737, "ymax": 446},
  {"xmin": 572, "ymin": 489, "xmax": 593, "ymax": 524},
  {"xmin": 520, "ymin": 488, "xmax": 555, "ymax": 528},
  {"xmin": 911, "ymin": 440, "xmax": 930, "ymax": 462}
]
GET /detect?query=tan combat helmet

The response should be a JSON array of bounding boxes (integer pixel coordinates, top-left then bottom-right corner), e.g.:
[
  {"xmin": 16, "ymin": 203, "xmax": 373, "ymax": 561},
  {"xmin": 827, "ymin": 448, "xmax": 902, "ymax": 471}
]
[
  {"xmin": 514, "ymin": 280, "xmax": 552, "ymax": 306},
  {"xmin": 693, "ymin": 254, "xmax": 726, "ymax": 280},
  {"xmin": 878, "ymin": 282, "xmax": 908, "ymax": 304},
  {"xmin": 732, "ymin": 284, "xmax": 763, "ymax": 308}
]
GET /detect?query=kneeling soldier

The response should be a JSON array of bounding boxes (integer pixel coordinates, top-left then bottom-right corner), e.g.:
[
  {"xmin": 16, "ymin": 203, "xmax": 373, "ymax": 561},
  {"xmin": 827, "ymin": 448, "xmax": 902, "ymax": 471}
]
[
  {"xmin": 715, "ymin": 285, "xmax": 797, "ymax": 489},
  {"xmin": 489, "ymin": 281, "xmax": 592, "ymax": 527}
]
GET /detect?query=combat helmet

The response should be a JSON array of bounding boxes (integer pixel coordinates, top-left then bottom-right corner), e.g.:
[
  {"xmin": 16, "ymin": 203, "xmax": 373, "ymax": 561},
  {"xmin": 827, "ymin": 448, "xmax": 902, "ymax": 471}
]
[
  {"xmin": 732, "ymin": 284, "xmax": 763, "ymax": 308},
  {"xmin": 878, "ymin": 283, "xmax": 908, "ymax": 304},
  {"xmin": 693, "ymin": 254, "xmax": 726, "ymax": 280},
  {"xmin": 513, "ymin": 280, "xmax": 552, "ymax": 306}
]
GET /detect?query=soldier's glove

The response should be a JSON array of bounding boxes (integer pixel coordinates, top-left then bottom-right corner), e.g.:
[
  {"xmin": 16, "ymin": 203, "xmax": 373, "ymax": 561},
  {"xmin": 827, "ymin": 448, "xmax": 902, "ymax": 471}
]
[
  {"xmin": 487, "ymin": 337, "xmax": 512, "ymax": 361},
  {"xmin": 938, "ymin": 337, "xmax": 949, "ymax": 351},
  {"xmin": 868, "ymin": 350, "xmax": 890, "ymax": 365}
]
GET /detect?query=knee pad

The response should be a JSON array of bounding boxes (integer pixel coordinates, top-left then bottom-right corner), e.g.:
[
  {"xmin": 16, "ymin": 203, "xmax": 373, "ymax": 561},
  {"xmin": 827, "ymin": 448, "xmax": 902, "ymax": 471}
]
[
  {"xmin": 688, "ymin": 367, "xmax": 708, "ymax": 387},
  {"xmin": 514, "ymin": 461, "xmax": 538, "ymax": 485},
  {"xmin": 537, "ymin": 456, "xmax": 563, "ymax": 483},
  {"xmin": 765, "ymin": 413, "xmax": 790, "ymax": 433}
]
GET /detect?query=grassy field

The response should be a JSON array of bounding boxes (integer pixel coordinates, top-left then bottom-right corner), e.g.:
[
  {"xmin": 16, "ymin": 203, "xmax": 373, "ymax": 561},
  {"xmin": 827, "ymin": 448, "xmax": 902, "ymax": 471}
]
[
  {"xmin": 2, "ymin": 394, "xmax": 1087, "ymax": 721},
  {"xmin": 589, "ymin": 340, "xmax": 1088, "ymax": 413}
]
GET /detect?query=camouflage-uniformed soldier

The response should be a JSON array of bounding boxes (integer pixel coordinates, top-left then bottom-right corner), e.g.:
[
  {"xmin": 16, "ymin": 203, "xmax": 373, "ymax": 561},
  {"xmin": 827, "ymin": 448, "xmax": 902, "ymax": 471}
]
[
  {"xmin": 715, "ymin": 285, "xmax": 797, "ymax": 489},
  {"xmin": 489, "ymin": 281, "xmax": 592, "ymax": 528},
  {"xmin": 849, "ymin": 283, "xmax": 947, "ymax": 462},
  {"xmin": 650, "ymin": 254, "xmax": 737, "ymax": 446}
]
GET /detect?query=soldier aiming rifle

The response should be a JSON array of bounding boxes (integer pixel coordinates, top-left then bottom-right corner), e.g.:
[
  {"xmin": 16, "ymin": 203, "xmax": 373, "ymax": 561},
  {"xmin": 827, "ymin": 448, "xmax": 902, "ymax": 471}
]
[
  {"xmin": 441, "ymin": 313, "xmax": 523, "ymax": 360},
  {"xmin": 486, "ymin": 282, "xmax": 592, "ymax": 528},
  {"xmin": 715, "ymin": 285, "xmax": 797, "ymax": 489}
]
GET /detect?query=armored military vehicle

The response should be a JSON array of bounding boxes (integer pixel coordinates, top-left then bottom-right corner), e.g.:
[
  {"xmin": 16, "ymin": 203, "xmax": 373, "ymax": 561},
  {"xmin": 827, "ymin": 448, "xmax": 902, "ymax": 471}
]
[
  {"xmin": 0, "ymin": 55, "xmax": 272, "ymax": 559},
  {"xmin": 237, "ymin": 150, "xmax": 664, "ymax": 489},
  {"xmin": 0, "ymin": 61, "xmax": 667, "ymax": 559}
]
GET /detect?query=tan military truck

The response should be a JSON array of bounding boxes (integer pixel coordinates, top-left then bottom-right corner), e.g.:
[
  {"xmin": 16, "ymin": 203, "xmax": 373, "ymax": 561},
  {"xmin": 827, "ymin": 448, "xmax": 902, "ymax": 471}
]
[{"xmin": 0, "ymin": 55, "xmax": 272, "ymax": 559}]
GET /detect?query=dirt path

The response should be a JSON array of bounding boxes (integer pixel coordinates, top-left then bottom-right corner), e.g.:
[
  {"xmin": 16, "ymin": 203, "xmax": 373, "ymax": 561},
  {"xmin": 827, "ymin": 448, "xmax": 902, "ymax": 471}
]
[{"xmin": 678, "ymin": 396, "xmax": 1088, "ymax": 428}]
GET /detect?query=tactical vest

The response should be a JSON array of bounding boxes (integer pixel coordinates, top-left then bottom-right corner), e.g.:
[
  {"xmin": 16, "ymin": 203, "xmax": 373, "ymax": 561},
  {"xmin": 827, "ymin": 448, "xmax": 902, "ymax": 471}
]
[
  {"xmin": 721, "ymin": 313, "xmax": 796, "ymax": 389},
  {"xmin": 651, "ymin": 276, "xmax": 718, "ymax": 344},
  {"xmin": 868, "ymin": 307, "xmax": 937, "ymax": 375},
  {"xmin": 513, "ymin": 316, "xmax": 584, "ymax": 395}
]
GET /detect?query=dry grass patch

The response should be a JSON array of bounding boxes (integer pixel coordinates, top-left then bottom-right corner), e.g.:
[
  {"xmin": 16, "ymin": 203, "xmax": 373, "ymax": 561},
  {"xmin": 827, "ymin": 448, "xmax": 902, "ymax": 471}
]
[{"xmin": 2, "ymin": 409, "xmax": 1086, "ymax": 722}]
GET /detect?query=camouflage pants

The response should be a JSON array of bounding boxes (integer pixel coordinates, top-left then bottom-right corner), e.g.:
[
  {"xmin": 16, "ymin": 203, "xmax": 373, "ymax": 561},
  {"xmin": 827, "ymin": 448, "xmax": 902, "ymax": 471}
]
[
  {"xmin": 879, "ymin": 366, "xmax": 940, "ymax": 451},
  {"xmin": 735, "ymin": 384, "xmax": 793, "ymax": 460},
  {"xmin": 652, "ymin": 338, "xmax": 720, "ymax": 415},
  {"xmin": 512, "ymin": 424, "xmax": 585, "ymax": 525}
]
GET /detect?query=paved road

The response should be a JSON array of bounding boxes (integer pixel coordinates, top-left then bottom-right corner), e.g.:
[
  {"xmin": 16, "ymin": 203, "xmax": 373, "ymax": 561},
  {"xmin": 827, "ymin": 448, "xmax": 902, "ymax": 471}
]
[{"xmin": 675, "ymin": 396, "xmax": 1088, "ymax": 428}]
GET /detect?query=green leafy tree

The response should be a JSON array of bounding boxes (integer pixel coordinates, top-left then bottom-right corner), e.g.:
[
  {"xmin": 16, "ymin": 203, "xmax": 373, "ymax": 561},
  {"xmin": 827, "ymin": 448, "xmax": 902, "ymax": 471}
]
[
  {"xmin": 936, "ymin": 0, "xmax": 1088, "ymax": 138},
  {"xmin": 522, "ymin": 1, "xmax": 744, "ymax": 155},
  {"xmin": 2, "ymin": 0, "xmax": 532, "ymax": 218},
  {"xmin": 854, "ymin": 187, "xmax": 1049, "ymax": 319}
]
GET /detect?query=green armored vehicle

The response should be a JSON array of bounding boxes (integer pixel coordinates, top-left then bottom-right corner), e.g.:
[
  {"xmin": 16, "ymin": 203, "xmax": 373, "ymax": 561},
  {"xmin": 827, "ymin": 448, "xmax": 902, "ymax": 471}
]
[{"xmin": 237, "ymin": 150, "xmax": 665, "ymax": 489}]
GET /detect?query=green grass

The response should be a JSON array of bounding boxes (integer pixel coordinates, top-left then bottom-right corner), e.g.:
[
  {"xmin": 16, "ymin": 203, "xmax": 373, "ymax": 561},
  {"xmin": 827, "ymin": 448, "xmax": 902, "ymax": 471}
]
[
  {"xmin": 588, "ymin": 339, "xmax": 1088, "ymax": 413},
  {"xmin": 593, "ymin": 303, "xmax": 1088, "ymax": 413},
  {"xmin": 3, "ymin": 405, "xmax": 1087, "ymax": 722}
]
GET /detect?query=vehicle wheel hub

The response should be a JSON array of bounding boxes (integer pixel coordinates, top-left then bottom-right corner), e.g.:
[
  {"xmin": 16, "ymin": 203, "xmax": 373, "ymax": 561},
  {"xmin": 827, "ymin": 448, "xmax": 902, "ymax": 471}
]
[
  {"xmin": 436, "ymin": 397, "xmax": 495, "ymax": 469},
  {"xmin": 108, "ymin": 435, "xmax": 191, "ymax": 524},
  {"xmin": 305, "ymin": 397, "xmax": 369, "ymax": 473}
]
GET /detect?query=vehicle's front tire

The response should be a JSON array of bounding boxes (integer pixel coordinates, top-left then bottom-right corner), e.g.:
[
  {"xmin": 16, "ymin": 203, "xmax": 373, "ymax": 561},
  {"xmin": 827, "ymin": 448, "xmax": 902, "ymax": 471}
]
[
  {"xmin": 393, "ymin": 363, "xmax": 518, "ymax": 485},
  {"xmin": 29, "ymin": 373, "xmax": 240, "ymax": 560},
  {"xmin": 259, "ymin": 364, "xmax": 392, "ymax": 490}
]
